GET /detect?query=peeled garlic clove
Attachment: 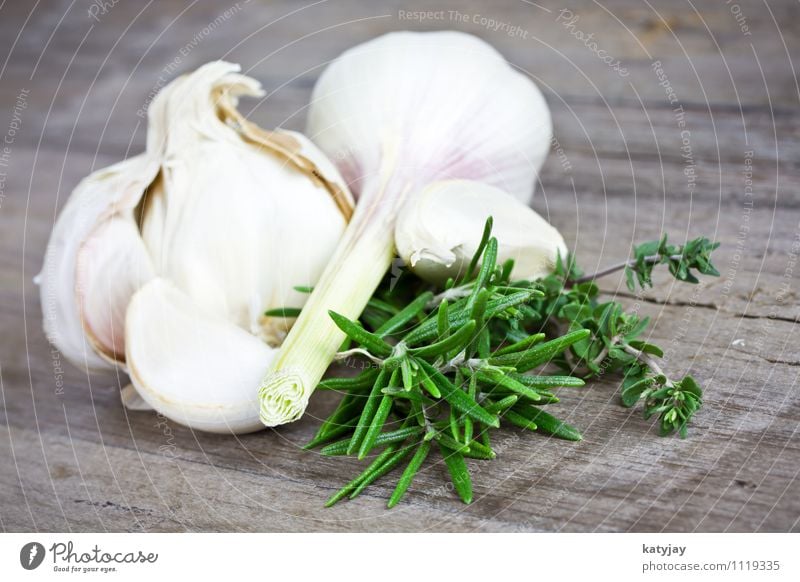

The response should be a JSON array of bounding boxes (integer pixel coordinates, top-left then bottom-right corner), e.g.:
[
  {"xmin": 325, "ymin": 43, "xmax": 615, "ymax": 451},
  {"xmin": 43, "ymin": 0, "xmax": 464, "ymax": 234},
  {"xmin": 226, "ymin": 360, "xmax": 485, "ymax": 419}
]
[
  {"xmin": 138, "ymin": 111, "xmax": 348, "ymax": 341},
  {"xmin": 77, "ymin": 214, "xmax": 155, "ymax": 364},
  {"xmin": 125, "ymin": 278, "xmax": 273, "ymax": 434},
  {"xmin": 39, "ymin": 154, "xmax": 159, "ymax": 372},
  {"xmin": 395, "ymin": 180, "xmax": 568, "ymax": 283}
]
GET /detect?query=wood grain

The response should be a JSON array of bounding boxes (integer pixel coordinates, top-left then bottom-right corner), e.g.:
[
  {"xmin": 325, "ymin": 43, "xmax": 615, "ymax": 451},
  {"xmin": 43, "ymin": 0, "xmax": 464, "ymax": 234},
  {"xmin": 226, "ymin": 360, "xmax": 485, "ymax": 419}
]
[{"xmin": 0, "ymin": 0, "xmax": 798, "ymax": 532}]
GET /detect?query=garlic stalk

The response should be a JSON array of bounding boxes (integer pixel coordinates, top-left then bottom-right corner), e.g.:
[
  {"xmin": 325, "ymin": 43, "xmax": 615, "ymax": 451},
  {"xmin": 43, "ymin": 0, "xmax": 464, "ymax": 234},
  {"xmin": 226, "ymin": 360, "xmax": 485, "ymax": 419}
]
[
  {"xmin": 258, "ymin": 31, "xmax": 552, "ymax": 426},
  {"xmin": 39, "ymin": 61, "xmax": 352, "ymax": 433},
  {"xmin": 395, "ymin": 180, "xmax": 567, "ymax": 284}
]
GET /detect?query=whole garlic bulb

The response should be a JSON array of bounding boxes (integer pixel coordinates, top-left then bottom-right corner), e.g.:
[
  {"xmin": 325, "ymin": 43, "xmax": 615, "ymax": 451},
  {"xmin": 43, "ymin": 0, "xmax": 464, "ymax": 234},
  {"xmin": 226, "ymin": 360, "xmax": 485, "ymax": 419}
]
[
  {"xmin": 307, "ymin": 31, "xmax": 552, "ymax": 205},
  {"xmin": 395, "ymin": 180, "xmax": 567, "ymax": 283},
  {"xmin": 39, "ymin": 61, "xmax": 352, "ymax": 433},
  {"xmin": 259, "ymin": 31, "xmax": 553, "ymax": 426}
]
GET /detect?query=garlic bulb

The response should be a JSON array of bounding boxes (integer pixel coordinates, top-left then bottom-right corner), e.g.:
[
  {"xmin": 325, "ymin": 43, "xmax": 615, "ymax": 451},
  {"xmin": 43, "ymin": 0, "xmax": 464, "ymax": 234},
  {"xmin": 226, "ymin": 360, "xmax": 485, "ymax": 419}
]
[
  {"xmin": 259, "ymin": 31, "xmax": 552, "ymax": 426},
  {"xmin": 39, "ymin": 61, "xmax": 352, "ymax": 433},
  {"xmin": 395, "ymin": 180, "xmax": 567, "ymax": 284}
]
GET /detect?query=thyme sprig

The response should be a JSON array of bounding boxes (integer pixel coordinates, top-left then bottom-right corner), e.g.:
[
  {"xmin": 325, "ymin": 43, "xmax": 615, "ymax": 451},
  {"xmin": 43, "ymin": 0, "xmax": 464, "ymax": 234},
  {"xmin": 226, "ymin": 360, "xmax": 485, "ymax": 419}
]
[
  {"xmin": 287, "ymin": 220, "xmax": 719, "ymax": 506},
  {"xmin": 514, "ymin": 234, "xmax": 718, "ymax": 438}
]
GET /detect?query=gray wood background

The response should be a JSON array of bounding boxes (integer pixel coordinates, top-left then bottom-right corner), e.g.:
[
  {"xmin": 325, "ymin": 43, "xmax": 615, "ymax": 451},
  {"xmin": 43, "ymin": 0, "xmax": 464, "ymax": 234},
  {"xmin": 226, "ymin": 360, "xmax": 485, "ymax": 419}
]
[{"xmin": 0, "ymin": 0, "xmax": 798, "ymax": 532}]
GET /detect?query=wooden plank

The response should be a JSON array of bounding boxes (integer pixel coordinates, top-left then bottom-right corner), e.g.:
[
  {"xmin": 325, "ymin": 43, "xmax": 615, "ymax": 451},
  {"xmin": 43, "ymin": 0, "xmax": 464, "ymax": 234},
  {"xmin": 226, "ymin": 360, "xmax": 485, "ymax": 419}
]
[
  {"xmin": 1, "ymin": 297, "xmax": 798, "ymax": 532},
  {"xmin": 0, "ymin": 0, "xmax": 798, "ymax": 532},
  {"xmin": 2, "ymin": 188, "xmax": 798, "ymax": 531}
]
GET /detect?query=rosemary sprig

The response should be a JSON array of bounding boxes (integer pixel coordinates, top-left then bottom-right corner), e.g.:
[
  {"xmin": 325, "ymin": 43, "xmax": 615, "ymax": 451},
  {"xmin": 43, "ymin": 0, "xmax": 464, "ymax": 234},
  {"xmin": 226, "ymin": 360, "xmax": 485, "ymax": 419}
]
[
  {"xmin": 305, "ymin": 221, "xmax": 589, "ymax": 508},
  {"xmin": 289, "ymin": 220, "xmax": 720, "ymax": 506}
]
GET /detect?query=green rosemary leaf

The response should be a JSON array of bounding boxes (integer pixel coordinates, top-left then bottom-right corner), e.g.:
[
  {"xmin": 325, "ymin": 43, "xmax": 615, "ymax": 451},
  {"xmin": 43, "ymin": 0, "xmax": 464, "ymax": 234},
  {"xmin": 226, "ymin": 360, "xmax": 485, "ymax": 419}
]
[
  {"xmin": 467, "ymin": 237, "xmax": 498, "ymax": 310},
  {"xmin": 325, "ymin": 444, "xmax": 400, "ymax": 507},
  {"xmin": 388, "ymin": 440, "xmax": 432, "ymax": 508},
  {"xmin": 437, "ymin": 299, "xmax": 450, "ymax": 337},
  {"xmin": 449, "ymin": 407, "xmax": 460, "ymax": 442},
  {"xmin": 462, "ymin": 440, "xmax": 496, "ymax": 460},
  {"xmin": 473, "ymin": 369, "xmax": 542, "ymax": 402},
  {"xmin": 508, "ymin": 374, "xmax": 586, "ymax": 389},
  {"xmin": 311, "ymin": 392, "xmax": 360, "ymax": 440},
  {"xmin": 483, "ymin": 395, "xmax": 519, "ymax": 414},
  {"xmin": 317, "ymin": 368, "xmax": 379, "ymax": 391},
  {"xmin": 492, "ymin": 328, "xmax": 590, "ymax": 372},
  {"xmin": 304, "ymin": 417, "xmax": 359, "ymax": 450},
  {"xmin": 346, "ymin": 368, "xmax": 391, "ymax": 455},
  {"xmin": 375, "ymin": 291, "xmax": 434, "ymax": 337},
  {"xmin": 405, "ymin": 289, "xmax": 538, "ymax": 345},
  {"xmin": 512, "ymin": 405, "xmax": 582, "ymax": 441},
  {"xmin": 349, "ymin": 444, "xmax": 416, "ymax": 500},
  {"xmin": 400, "ymin": 357, "xmax": 414, "ymax": 391},
  {"xmin": 463, "ymin": 375, "xmax": 477, "ymax": 443},
  {"xmin": 439, "ymin": 444, "xmax": 473, "ymax": 504},
  {"xmin": 494, "ymin": 333, "xmax": 546, "ymax": 356},
  {"xmin": 499, "ymin": 258, "xmax": 515, "ymax": 283},
  {"xmin": 416, "ymin": 365, "xmax": 442, "ymax": 398},
  {"xmin": 471, "ymin": 288, "xmax": 490, "ymax": 328},
  {"xmin": 367, "ymin": 297, "xmax": 400, "ymax": 315},
  {"xmin": 434, "ymin": 432, "xmax": 470, "ymax": 453},
  {"xmin": 463, "ymin": 216, "xmax": 494, "ymax": 283},
  {"xmin": 409, "ymin": 320, "xmax": 476, "ymax": 358},
  {"xmin": 322, "ymin": 425, "xmax": 424, "ymax": 456},
  {"xmin": 381, "ymin": 386, "xmax": 423, "ymax": 403},
  {"xmin": 416, "ymin": 360, "xmax": 500, "ymax": 428},
  {"xmin": 329, "ymin": 311, "xmax": 393, "ymax": 357},
  {"xmin": 503, "ymin": 409, "xmax": 538, "ymax": 431},
  {"xmin": 358, "ymin": 395, "xmax": 395, "ymax": 459},
  {"xmin": 479, "ymin": 425, "xmax": 491, "ymax": 449},
  {"xmin": 263, "ymin": 307, "xmax": 302, "ymax": 317}
]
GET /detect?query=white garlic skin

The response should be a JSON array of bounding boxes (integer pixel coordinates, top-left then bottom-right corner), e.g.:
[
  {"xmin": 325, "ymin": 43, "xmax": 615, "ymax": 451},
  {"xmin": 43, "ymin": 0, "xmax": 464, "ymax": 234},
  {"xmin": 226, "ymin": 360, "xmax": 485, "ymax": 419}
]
[
  {"xmin": 307, "ymin": 31, "xmax": 553, "ymax": 205},
  {"xmin": 395, "ymin": 180, "xmax": 568, "ymax": 284}
]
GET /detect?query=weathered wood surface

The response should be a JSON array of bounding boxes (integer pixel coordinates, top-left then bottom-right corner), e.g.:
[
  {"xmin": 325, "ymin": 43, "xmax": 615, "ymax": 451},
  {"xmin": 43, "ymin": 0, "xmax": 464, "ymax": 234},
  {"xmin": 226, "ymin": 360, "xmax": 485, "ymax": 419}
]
[{"xmin": 1, "ymin": 0, "xmax": 798, "ymax": 532}]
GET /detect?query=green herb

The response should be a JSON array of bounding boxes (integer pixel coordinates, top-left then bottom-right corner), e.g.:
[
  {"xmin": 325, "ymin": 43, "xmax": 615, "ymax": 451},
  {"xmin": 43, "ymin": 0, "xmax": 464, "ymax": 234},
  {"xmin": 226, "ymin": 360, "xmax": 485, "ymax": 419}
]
[{"xmin": 299, "ymin": 219, "xmax": 719, "ymax": 506}]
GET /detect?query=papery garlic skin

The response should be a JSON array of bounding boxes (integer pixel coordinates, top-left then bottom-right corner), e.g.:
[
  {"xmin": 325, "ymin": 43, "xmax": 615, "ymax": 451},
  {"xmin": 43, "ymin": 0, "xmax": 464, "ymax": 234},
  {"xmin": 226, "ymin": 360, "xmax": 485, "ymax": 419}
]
[
  {"xmin": 40, "ymin": 155, "xmax": 159, "ymax": 372},
  {"xmin": 39, "ymin": 61, "xmax": 352, "ymax": 433},
  {"xmin": 307, "ymin": 31, "xmax": 552, "ymax": 205},
  {"xmin": 395, "ymin": 180, "xmax": 567, "ymax": 284},
  {"xmin": 259, "ymin": 31, "xmax": 553, "ymax": 426}
]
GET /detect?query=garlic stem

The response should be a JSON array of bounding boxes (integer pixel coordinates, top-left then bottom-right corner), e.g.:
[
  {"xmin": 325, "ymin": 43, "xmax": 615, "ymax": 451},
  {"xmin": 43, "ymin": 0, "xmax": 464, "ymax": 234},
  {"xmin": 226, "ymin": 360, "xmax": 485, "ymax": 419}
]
[{"xmin": 258, "ymin": 172, "xmax": 408, "ymax": 426}]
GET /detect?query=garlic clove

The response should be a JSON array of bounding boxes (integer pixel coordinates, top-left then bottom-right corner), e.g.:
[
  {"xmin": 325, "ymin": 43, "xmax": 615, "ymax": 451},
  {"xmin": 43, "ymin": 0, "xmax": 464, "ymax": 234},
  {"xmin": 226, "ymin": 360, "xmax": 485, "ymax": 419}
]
[
  {"xmin": 39, "ymin": 154, "xmax": 159, "ymax": 373},
  {"xmin": 395, "ymin": 180, "xmax": 568, "ymax": 283},
  {"xmin": 138, "ymin": 134, "xmax": 346, "ymax": 341},
  {"xmin": 125, "ymin": 278, "xmax": 273, "ymax": 434},
  {"xmin": 138, "ymin": 62, "xmax": 350, "ymax": 340},
  {"xmin": 77, "ymin": 214, "xmax": 155, "ymax": 366}
]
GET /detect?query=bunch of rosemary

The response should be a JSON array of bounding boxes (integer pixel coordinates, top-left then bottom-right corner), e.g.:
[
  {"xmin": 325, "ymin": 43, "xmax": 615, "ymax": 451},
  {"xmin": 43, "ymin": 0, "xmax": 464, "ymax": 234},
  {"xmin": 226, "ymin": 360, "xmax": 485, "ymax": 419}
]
[{"xmin": 288, "ymin": 219, "xmax": 719, "ymax": 507}]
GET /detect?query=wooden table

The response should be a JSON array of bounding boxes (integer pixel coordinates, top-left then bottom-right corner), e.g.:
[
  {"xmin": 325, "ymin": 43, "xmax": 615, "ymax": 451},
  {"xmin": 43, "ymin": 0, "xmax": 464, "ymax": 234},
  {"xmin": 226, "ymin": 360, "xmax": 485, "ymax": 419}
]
[{"xmin": 1, "ymin": 0, "xmax": 798, "ymax": 532}]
